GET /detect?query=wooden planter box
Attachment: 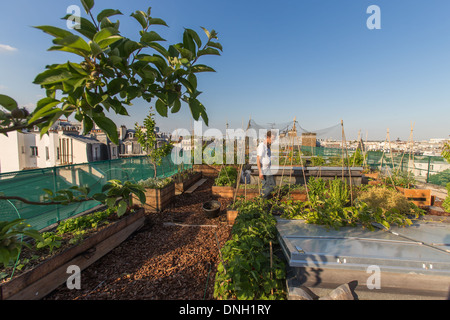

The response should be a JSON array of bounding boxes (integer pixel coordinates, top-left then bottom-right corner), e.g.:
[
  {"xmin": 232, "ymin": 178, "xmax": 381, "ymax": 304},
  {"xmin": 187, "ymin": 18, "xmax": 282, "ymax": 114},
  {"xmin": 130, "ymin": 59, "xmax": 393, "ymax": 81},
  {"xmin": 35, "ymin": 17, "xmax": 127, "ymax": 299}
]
[
  {"xmin": 0, "ymin": 208, "xmax": 145, "ymax": 300},
  {"xmin": 193, "ymin": 164, "xmax": 240, "ymax": 178},
  {"xmin": 193, "ymin": 164, "xmax": 222, "ymax": 178},
  {"xmin": 212, "ymin": 185, "xmax": 236, "ymax": 198},
  {"xmin": 396, "ymin": 187, "xmax": 432, "ymax": 207},
  {"xmin": 141, "ymin": 182, "xmax": 175, "ymax": 212},
  {"xmin": 174, "ymin": 172, "xmax": 202, "ymax": 195},
  {"xmin": 226, "ymin": 209, "xmax": 239, "ymax": 226},
  {"xmin": 283, "ymin": 190, "xmax": 308, "ymax": 201},
  {"xmin": 236, "ymin": 187, "xmax": 260, "ymax": 200},
  {"xmin": 364, "ymin": 172, "xmax": 380, "ymax": 180}
]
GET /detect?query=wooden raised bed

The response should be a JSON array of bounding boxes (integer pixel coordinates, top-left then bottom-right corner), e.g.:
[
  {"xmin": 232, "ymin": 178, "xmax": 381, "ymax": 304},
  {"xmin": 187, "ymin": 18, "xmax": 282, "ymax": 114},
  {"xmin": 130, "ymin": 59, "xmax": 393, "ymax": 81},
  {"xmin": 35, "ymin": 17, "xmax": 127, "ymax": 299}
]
[
  {"xmin": 236, "ymin": 187, "xmax": 259, "ymax": 200},
  {"xmin": 212, "ymin": 185, "xmax": 235, "ymax": 198},
  {"xmin": 283, "ymin": 190, "xmax": 308, "ymax": 201},
  {"xmin": 175, "ymin": 171, "xmax": 202, "ymax": 195},
  {"xmin": 141, "ymin": 182, "xmax": 175, "ymax": 212},
  {"xmin": 0, "ymin": 208, "xmax": 145, "ymax": 300},
  {"xmin": 396, "ymin": 187, "xmax": 432, "ymax": 207},
  {"xmin": 364, "ymin": 172, "xmax": 380, "ymax": 180},
  {"xmin": 226, "ymin": 209, "xmax": 239, "ymax": 226},
  {"xmin": 213, "ymin": 185, "xmax": 260, "ymax": 199},
  {"xmin": 193, "ymin": 164, "xmax": 222, "ymax": 178}
]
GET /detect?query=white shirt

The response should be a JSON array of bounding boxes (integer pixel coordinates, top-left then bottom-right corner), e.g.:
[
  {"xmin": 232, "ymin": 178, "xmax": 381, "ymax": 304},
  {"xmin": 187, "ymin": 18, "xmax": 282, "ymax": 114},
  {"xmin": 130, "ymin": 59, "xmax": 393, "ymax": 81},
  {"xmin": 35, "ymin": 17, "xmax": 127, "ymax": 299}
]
[{"xmin": 257, "ymin": 142, "xmax": 271, "ymax": 175}]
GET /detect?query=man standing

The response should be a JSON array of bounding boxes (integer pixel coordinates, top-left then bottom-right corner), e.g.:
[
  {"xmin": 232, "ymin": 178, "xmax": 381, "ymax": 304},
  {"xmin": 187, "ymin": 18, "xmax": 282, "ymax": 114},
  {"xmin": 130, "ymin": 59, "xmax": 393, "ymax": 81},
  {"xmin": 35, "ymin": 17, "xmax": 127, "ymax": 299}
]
[{"xmin": 257, "ymin": 131, "xmax": 275, "ymax": 198}]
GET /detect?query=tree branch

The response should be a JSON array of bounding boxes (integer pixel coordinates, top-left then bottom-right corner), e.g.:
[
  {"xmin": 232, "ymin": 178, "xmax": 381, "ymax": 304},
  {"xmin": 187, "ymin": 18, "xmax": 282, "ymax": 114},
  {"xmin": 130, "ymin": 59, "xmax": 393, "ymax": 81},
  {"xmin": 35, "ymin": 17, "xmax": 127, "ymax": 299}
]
[
  {"xmin": 0, "ymin": 117, "xmax": 50, "ymax": 135},
  {"xmin": 0, "ymin": 195, "xmax": 95, "ymax": 206}
]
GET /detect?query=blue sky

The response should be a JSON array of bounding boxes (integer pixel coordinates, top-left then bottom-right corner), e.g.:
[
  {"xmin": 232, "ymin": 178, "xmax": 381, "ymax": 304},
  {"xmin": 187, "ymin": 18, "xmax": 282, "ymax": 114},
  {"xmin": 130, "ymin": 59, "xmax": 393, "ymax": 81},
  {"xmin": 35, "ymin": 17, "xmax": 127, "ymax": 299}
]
[{"xmin": 0, "ymin": 0, "xmax": 450, "ymax": 140}]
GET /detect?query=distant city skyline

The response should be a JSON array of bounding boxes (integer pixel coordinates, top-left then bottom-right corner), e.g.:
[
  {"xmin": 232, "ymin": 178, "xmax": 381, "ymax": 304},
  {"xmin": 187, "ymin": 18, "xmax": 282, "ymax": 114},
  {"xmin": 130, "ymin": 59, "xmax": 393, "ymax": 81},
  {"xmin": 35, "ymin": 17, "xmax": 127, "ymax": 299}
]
[{"xmin": 1, "ymin": 0, "xmax": 450, "ymax": 142}]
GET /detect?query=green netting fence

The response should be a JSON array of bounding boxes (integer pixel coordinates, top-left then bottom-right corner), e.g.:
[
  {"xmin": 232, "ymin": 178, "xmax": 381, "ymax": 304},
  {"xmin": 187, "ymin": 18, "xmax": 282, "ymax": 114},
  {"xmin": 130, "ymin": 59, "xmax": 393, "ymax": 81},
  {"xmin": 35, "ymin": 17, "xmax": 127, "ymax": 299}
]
[{"xmin": 0, "ymin": 155, "xmax": 189, "ymax": 231}]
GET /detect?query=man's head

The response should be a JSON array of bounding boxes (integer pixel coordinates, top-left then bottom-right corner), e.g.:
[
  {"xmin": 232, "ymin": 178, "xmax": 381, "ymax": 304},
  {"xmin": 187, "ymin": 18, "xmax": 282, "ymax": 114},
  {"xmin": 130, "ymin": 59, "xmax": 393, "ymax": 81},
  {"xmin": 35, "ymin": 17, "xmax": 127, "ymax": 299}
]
[{"xmin": 266, "ymin": 131, "xmax": 272, "ymax": 146}]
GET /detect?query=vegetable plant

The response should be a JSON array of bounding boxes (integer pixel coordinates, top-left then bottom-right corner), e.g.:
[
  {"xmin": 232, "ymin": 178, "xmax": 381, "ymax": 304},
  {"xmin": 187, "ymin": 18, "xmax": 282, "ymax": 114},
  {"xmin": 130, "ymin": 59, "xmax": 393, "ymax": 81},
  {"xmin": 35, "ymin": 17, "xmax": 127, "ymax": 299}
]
[
  {"xmin": 214, "ymin": 198, "xmax": 286, "ymax": 300},
  {"xmin": 137, "ymin": 176, "xmax": 173, "ymax": 189},
  {"xmin": 279, "ymin": 177, "xmax": 421, "ymax": 230},
  {"xmin": 214, "ymin": 166, "xmax": 238, "ymax": 187},
  {"xmin": 381, "ymin": 171, "xmax": 416, "ymax": 189},
  {"xmin": 36, "ymin": 232, "xmax": 62, "ymax": 254},
  {"xmin": 101, "ymin": 179, "xmax": 146, "ymax": 216},
  {"xmin": 0, "ymin": 220, "xmax": 43, "ymax": 268}
]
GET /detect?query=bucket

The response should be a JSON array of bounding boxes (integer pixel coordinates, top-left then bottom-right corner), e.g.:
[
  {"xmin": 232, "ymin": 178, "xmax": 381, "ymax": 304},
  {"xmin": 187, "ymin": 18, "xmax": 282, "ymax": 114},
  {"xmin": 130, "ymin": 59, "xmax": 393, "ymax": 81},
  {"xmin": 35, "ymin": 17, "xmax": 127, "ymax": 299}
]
[{"xmin": 202, "ymin": 200, "xmax": 221, "ymax": 218}]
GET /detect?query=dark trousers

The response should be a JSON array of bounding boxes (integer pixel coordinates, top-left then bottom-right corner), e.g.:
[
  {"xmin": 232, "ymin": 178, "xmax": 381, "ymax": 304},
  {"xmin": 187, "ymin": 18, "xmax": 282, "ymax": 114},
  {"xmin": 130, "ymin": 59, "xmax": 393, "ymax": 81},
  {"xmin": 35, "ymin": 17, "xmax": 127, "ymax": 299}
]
[{"xmin": 261, "ymin": 175, "xmax": 275, "ymax": 198}]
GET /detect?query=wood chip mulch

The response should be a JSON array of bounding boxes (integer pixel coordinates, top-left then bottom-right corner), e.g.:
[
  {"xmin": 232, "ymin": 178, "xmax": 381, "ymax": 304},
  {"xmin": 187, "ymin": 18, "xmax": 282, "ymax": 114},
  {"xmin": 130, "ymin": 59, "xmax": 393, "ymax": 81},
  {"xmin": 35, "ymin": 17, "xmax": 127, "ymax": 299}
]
[{"xmin": 44, "ymin": 178, "xmax": 233, "ymax": 300}]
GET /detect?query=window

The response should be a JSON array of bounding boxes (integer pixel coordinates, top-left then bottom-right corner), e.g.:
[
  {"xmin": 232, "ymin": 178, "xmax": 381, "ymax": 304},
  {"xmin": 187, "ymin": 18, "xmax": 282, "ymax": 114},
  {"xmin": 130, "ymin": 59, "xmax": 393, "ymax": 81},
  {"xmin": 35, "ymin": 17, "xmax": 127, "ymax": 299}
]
[
  {"xmin": 45, "ymin": 147, "xmax": 50, "ymax": 160},
  {"xmin": 30, "ymin": 146, "xmax": 38, "ymax": 157},
  {"xmin": 56, "ymin": 147, "xmax": 60, "ymax": 160}
]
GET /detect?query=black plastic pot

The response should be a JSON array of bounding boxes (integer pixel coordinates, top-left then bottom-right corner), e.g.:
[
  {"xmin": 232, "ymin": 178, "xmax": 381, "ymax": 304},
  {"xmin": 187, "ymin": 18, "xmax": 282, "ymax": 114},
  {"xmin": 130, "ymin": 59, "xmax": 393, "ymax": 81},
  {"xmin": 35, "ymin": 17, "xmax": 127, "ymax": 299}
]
[{"xmin": 202, "ymin": 200, "xmax": 221, "ymax": 218}]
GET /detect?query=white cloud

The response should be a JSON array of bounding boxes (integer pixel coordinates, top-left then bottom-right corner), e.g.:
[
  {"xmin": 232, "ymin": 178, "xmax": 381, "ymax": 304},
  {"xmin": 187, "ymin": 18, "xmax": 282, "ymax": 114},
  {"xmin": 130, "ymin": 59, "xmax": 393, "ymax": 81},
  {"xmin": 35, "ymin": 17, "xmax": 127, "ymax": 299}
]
[{"xmin": 0, "ymin": 44, "xmax": 18, "ymax": 53}]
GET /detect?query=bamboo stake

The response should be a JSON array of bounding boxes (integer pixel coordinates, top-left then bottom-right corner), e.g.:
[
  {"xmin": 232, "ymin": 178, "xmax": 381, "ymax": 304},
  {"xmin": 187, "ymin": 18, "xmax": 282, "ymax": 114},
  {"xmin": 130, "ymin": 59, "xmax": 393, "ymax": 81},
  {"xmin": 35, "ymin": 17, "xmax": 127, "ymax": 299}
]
[
  {"xmin": 295, "ymin": 126, "xmax": 311, "ymax": 208},
  {"xmin": 269, "ymin": 240, "xmax": 273, "ymax": 295},
  {"xmin": 341, "ymin": 120, "xmax": 354, "ymax": 205},
  {"xmin": 380, "ymin": 129, "xmax": 397, "ymax": 188},
  {"xmin": 363, "ymin": 130, "xmax": 369, "ymax": 169},
  {"xmin": 277, "ymin": 118, "xmax": 296, "ymax": 199},
  {"xmin": 341, "ymin": 120, "xmax": 345, "ymax": 181},
  {"xmin": 387, "ymin": 128, "xmax": 396, "ymax": 172},
  {"xmin": 232, "ymin": 118, "xmax": 249, "ymax": 204}
]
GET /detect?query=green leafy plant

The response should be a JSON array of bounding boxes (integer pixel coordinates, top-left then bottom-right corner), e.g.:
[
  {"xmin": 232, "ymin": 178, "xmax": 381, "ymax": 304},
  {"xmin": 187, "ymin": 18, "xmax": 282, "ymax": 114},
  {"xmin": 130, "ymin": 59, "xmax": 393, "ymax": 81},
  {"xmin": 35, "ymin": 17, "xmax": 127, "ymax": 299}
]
[
  {"xmin": 327, "ymin": 178, "xmax": 349, "ymax": 208},
  {"xmin": 214, "ymin": 166, "xmax": 238, "ymax": 187},
  {"xmin": 306, "ymin": 176, "xmax": 327, "ymax": 207},
  {"xmin": 101, "ymin": 180, "xmax": 146, "ymax": 216},
  {"xmin": 442, "ymin": 142, "xmax": 450, "ymax": 163},
  {"xmin": 36, "ymin": 232, "xmax": 62, "ymax": 253},
  {"xmin": 309, "ymin": 156, "xmax": 325, "ymax": 167},
  {"xmin": 347, "ymin": 148, "xmax": 366, "ymax": 167},
  {"xmin": 443, "ymin": 183, "xmax": 450, "ymax": 213},
  {"xmin": 137, "ymin": 176, "xmax": 173, "ymax": 189},
  {"xmin": 381, "ymin": 171, "xmax": 416, "ymax": 189},
  {"xmin": 279, "ymin": 178, "xmax": 419, "ymax": 230},
  {"xmin": 0, "ymin": 220, "xmax": 43, "ymax": 268},
  {"xmin": 214, "ymin": 199, "xmax": 286, "ymax": 300},
  {"xmin": 135, "ymin": 107, "xmax": 173, "ymax": 178}
]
